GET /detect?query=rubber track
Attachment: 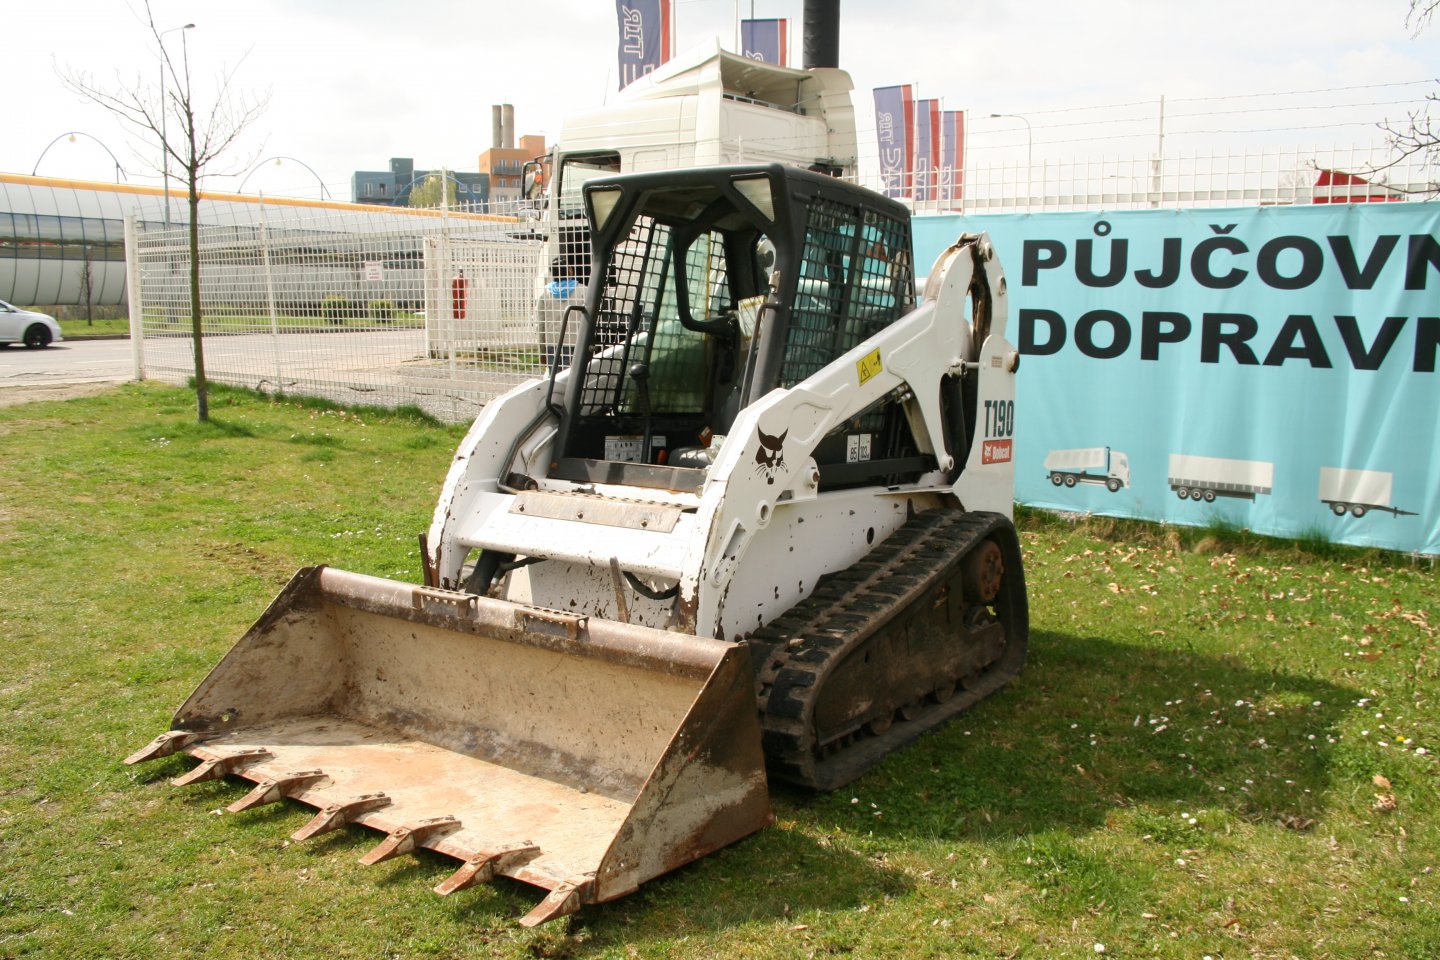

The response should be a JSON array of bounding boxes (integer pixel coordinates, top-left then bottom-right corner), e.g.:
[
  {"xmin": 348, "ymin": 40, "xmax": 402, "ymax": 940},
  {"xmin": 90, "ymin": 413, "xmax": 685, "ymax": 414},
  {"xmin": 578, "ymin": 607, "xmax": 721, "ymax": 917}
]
[{"xmin": 751, "ymin": 509, "xmax": 1025, "ymax": 790}]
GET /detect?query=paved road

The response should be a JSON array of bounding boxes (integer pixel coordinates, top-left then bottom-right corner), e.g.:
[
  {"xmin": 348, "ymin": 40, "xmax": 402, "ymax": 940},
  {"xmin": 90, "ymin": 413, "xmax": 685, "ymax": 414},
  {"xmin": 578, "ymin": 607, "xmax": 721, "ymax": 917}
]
[
  {"xmin": 0, "ymin": 330, "xmax": 429, "ymax": 390},
  {"xmin": 0, "ymin": 329, "xmax": 529, "ymax": 423},
  {"xmin": 0, "ymin": 337, "xmax": 135, "ymax": 388}
]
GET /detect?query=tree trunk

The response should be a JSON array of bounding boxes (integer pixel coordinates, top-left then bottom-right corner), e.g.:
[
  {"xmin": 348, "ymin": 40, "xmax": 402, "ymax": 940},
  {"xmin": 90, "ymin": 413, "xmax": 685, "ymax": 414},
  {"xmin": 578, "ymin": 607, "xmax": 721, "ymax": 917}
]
[
  {"xmin": 81, "ymin": 257, "xmax": 94, "ymax": 324},
  {"xmin": 187, "ymin": 152, "xmax": 208, "ymax": 423}
]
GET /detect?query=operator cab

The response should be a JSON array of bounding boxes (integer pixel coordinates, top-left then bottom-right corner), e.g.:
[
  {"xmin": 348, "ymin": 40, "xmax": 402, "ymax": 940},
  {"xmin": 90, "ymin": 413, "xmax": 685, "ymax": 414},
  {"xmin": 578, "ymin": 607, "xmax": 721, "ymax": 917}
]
[{"xmin": 549, "ymin": 164, "xmax": 925, "ymax": 493}]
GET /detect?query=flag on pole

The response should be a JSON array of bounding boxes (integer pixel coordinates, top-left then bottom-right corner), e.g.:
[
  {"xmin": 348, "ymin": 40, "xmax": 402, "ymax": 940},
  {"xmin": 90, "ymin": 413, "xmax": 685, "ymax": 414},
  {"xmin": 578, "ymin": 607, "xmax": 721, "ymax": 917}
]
[
  {"xmin": 941, "ymin": 110, "xmax": 965, "ymax": 203},
  {"xmin": 740, "ymin": 19, "xmax": 789, "ymax": 65},
  {"xmin": 914, "ymin": 99, "xmax": 941, "ymax": 201},
  {"xmin": 616, "ymin": 0, "xmax": 673, "ymax": 90},
  {"xmin": 873, "ymin": 85, "xmax": 914, "ymax": 199}
]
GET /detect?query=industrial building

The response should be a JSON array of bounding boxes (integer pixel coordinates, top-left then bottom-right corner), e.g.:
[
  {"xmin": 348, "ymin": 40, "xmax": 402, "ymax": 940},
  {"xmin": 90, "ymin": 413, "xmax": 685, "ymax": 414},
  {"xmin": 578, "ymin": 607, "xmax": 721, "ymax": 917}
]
[
  {"xmin": 349, "ymin": 158, "xmax": 489, "ymax": 207},
  {"xmin": 477, "ymin": 104, "xmax": 547, "ymax": 202},
  {"xmin": 0, "ymin": 172, "xmax": 500, "ymax": 307}
]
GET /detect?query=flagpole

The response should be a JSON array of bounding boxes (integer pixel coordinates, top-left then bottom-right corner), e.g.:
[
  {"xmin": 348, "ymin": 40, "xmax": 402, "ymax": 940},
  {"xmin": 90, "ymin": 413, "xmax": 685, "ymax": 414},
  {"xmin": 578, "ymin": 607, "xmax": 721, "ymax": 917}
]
[
  {"xmin": 962, "ymin": 107, "xmax": 971, "ymax": 214},
  {"xmin": 910, "ymin": 82, "xmax": 919, "ymax": 200}
]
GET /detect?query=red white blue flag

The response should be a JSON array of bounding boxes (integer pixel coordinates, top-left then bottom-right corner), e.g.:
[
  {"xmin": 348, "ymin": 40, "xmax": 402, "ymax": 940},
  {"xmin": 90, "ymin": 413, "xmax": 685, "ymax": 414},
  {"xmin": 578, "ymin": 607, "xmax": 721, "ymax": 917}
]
[
  {"xmin": 740, "ymin": 19, "xmax": 789, "ymax": 65},
  {"xmin": 616, "ymin": 0, "xmax": 673, "ymax": 90},
  {"xmin": 914, "ymin": 99, "xmax": 941, "ymax": 201},
  {"xmin": 873, "ymin": 85, "xmax": 914, "ymax": 199},
  {"xmin": 941, "ymin": 110, "xmax": 965, "ymax": 202}
]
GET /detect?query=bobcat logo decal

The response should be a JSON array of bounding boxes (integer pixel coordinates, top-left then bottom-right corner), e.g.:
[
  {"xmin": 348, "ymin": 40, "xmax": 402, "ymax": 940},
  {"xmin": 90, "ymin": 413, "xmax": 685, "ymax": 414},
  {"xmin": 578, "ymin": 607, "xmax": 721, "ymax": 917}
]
[{"xmin": 754, "ymin": 427, "xmax": 788, "ymax": 485}]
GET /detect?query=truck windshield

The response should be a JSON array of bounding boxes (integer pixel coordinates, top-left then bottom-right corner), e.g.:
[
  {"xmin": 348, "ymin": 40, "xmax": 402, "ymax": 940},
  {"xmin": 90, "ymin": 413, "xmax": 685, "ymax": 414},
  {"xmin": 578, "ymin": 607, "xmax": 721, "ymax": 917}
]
[{"xmin": 558, "ymin": 154, "xmax": 621, "ymax": 219}]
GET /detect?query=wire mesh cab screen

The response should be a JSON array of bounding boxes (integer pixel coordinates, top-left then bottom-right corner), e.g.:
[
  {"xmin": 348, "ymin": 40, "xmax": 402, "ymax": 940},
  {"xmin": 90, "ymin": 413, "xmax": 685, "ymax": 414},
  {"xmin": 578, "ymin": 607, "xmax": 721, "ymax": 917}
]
[
  {"xmin": 550, "ymin": 165, "xmax": 918, "ymax": 492},
  {"xmin": 781, "ymin": 198, "xmax": 914, "ymax": 387},
  {"xmin": 553, "ymin": 187, "xmax": 756, "ymax": 490},
  {"xmin": 781, "ymin": 190, "xmax": 927, "ymax": 491},
  {"xmin": 576, "ymin": 214, "xmax": 722, "ymax": 419}
]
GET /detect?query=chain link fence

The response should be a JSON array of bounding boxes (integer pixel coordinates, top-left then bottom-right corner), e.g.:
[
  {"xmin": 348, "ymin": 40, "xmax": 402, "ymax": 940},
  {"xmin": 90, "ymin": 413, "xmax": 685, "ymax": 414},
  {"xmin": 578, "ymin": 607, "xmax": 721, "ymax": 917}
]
[
  {"xmin": 125, "ymin": 142, "xmax": 1434, "ymax": 423},
  {"xmin": 856, "ymin": 142, "xmax": 1435, "ymax": 213},
  {"xmin": 130, "ymin": 201, "xmax": 552, "ymax": 423}
]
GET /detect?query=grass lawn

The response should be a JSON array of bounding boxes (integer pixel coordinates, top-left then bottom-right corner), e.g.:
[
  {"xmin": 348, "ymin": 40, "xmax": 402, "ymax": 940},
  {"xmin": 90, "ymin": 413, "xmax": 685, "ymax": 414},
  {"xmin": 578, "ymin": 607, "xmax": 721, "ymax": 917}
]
[
  {"xmin": 56, "ymin": 317, "xmax": 131, "ymax": 338},
  {"xmin": 57, "ymin": 314, "xmax": 428, "ymax": 339},
  {"xmin": 0, "ymin": 384, "xmax": 1435, "ymax": 959}
]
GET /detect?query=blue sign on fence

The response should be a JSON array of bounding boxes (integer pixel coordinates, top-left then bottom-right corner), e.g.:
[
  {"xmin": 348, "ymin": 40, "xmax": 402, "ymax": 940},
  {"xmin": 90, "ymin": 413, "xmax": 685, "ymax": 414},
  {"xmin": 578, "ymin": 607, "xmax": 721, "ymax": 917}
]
[{"xmin": 913, "ymin": 203, "xmax": 1440, "ymax": 555}]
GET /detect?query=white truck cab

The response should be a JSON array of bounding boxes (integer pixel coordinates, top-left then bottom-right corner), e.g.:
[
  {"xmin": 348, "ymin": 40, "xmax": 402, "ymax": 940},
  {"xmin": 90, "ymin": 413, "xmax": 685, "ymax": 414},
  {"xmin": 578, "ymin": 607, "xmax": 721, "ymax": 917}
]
[{"xmin": 526, "ymin": 42, "xmax": 860, "ymax": 351}]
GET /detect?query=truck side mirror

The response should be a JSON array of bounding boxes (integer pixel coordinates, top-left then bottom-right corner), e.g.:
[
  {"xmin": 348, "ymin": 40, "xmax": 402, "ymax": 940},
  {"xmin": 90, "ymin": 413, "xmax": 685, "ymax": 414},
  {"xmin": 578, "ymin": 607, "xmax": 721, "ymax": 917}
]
[{"xmin": 523, "ymin": 161, "xmax": 544, "ymax": 201}]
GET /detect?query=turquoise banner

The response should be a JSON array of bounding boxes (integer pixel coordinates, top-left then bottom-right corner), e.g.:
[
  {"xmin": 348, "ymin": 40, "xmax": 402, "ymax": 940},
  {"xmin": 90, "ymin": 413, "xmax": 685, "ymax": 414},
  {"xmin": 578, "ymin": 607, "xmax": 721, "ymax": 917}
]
[{"xmin": 914, "ymin": 204, "xmax": 1440, "ymax": 555}]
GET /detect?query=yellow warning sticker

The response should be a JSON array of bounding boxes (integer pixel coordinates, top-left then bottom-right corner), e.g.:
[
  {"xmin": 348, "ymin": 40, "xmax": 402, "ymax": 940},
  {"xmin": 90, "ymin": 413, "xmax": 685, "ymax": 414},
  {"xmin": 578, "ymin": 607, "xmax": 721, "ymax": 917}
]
[{"xmin": 856, "ymin": 348, "xmax": 883, "ymax": 385}]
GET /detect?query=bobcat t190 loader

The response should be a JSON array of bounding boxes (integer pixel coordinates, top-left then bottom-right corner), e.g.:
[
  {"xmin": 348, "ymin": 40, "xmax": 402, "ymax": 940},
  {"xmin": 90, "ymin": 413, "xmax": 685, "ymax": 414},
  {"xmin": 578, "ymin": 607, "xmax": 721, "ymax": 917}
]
[{"xmin": 126, "ymin": 164, "xmax": 1028, "ymax": 927}]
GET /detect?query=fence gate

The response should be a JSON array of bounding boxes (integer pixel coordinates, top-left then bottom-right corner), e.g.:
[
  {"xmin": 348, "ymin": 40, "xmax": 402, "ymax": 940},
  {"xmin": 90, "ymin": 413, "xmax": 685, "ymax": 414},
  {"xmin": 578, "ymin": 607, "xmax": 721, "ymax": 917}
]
[{"xmin": 129, "ymin": 201, "xmax": 547, "ymax": 423}]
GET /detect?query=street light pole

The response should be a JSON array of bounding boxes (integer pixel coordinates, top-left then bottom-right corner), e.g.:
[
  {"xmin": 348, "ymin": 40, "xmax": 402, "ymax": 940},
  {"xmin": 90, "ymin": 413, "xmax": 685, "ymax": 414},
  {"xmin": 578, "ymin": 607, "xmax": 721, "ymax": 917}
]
[
  {"xmin": 990, "ymin": 112, "xmax": 1033, "ymax": 211},
  {"xmin": 240, "ymin": 156, "xmax": 332, "ymax": 200},
  {"xmin": 159, "ymin": 22, "xmax": 195, "ymax": 226},
  {"xmin": 32, "ymin": 131, "xmax": 129, "ymax": 183}
]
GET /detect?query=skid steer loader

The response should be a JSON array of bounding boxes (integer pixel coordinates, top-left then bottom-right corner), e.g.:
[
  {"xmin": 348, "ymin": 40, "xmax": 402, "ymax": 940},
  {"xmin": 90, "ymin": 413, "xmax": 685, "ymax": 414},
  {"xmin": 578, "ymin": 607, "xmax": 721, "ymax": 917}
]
[{"xmin": 126, "ymin": 164, "xmax": 1028, "ymax": 927}]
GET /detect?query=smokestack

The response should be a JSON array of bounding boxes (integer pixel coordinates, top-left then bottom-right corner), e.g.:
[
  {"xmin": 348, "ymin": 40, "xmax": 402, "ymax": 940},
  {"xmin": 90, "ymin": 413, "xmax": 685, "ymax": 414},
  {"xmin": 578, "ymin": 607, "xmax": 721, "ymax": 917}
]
[
  {"xmin": 492, "ymin": 105, "xmax": 504, "ymax": 150},
  {"xmin": 502, "ymin": 104, "xmax": 515, "ymax": 150},
  {"xmin": 802, "ymin": 0, "xmax": 840, "ymax": 69}
]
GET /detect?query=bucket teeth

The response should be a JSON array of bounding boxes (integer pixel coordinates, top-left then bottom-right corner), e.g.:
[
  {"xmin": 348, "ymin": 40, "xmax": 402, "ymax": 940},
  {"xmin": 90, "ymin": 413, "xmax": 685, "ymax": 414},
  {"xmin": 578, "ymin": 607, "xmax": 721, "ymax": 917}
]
[
  {"xmin": 225, "ymin": 770, "xmax": 328, "ymax": 813},
  {"xmin": 518, "ymin": 876, "xmax": 593, "ymax": 928},
  {"xmin": 434, "ymin": 841, "xmax": 540, "ymax": 896},
  {"xmin": 124, "ymin": 730, "xmax": 198, "ymax": 765},
  {"xmin": 291, "ymin": 793, "xmax": 392, "ymax": 842},
  {"xmin": 170, "ymin": 749, "xmax": 272, "ymax": 787},
  {"xmin": 358, "ymin": 816, "xmax": 462, "ymax": 866}
]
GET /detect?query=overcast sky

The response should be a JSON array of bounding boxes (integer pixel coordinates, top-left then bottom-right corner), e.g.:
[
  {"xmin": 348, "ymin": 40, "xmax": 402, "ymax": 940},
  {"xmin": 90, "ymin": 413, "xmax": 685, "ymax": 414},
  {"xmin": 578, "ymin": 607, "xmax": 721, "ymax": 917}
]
[{"xmin": 9, "ymin": 0, "xmax": 1438, "ymax": 199}]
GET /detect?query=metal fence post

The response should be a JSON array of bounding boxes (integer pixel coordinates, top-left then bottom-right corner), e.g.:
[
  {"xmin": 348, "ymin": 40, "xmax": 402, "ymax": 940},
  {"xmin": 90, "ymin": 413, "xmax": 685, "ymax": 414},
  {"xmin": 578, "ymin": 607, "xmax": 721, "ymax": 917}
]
[
  {"xmin": 440, "ymin": 222, "xmax": 459, "ymax": 423},
  {"xmin": 124, "ymin": 213, "xmax": 146, "ymax": 381},
  {"xmin": 258, "ymin": 193, "xmax": 283, "ymax": 391}
]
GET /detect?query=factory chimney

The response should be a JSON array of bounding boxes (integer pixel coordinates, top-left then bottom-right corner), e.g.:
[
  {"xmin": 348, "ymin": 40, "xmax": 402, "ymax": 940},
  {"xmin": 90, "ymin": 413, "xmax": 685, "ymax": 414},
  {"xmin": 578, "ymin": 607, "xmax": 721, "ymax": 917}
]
[{"xmin": 501, "ymin": 104, "xmax": 515, "ymax": 150}]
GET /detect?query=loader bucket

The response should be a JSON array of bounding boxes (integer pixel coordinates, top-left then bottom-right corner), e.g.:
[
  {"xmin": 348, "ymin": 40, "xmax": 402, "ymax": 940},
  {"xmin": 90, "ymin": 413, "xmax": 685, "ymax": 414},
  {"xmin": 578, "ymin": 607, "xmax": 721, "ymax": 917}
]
[{"xmin": 126, "ymin": 567, "xmax": 772, "ymax": 926}]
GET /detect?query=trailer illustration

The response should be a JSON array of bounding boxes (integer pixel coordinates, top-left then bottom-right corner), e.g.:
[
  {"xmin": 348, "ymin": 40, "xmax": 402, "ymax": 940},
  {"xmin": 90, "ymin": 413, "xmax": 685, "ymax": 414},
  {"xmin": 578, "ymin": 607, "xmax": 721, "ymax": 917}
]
[
  {"xmin": 1318, "ymin": 467, "xmax": 1416, "ymax": 518},
  {"xmin": 1044, "ymin": 446, "xmax": 1130, "ymax": 492},
  {"xmin": 1168, "ymin": 454, "xmax": 1274, "ymax": 503}
]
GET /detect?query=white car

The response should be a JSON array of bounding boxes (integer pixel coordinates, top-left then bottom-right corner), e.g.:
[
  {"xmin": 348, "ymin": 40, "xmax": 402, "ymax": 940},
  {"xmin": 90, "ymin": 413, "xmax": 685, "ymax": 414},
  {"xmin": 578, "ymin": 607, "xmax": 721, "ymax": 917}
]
[{"xmin": 0, "ymin": 300, "xmax": 63, "ymax": 348}]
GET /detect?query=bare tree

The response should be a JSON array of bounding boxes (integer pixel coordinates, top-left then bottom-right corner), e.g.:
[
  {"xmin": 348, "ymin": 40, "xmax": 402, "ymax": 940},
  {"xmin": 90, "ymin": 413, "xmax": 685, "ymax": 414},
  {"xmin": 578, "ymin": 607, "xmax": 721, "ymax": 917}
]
[
  {"xmin": 1378, "ymin": 0, "xmax": 1440, "ymax": 195},
  {"xmin": 1381, "ymin": 103, "xmax": 1439, "ymax": 193},
  {"xmin": 1409, "ymin": 0, "xmax": 1439, "ymax": 33},
  {"xmin": 60, "ymin": 1, "xmax": 268, "ymax": 422},
  {"xmin": 79, "ymin": 254, "xmax": 94, "ymax": 325}
]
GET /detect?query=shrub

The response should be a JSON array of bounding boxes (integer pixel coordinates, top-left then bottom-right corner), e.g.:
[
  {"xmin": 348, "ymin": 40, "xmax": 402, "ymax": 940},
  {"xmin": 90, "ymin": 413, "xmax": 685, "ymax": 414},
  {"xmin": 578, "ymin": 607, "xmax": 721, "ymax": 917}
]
[
  {"xmin": 320, "ymin": 295, "xmax": 353, "ymax": 324},
  {"xmin": 367, "ymin": 299, "xmax": 396, "ymax": 323}
]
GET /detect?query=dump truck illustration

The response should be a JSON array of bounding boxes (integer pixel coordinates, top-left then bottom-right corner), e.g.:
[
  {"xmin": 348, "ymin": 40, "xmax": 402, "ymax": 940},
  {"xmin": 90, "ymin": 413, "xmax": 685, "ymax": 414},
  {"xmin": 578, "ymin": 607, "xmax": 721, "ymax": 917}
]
[
  {"xmin": 1318, "ymin": 467, "xmax": 1416, "ymax": 518},
  {"xmin": 1043, "ymin": 446, "xmax": 1130, "ymax": 492},
  {"xmin": 1168, "ymin": 454, "xmax": 1273, "ymax": 503}
]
